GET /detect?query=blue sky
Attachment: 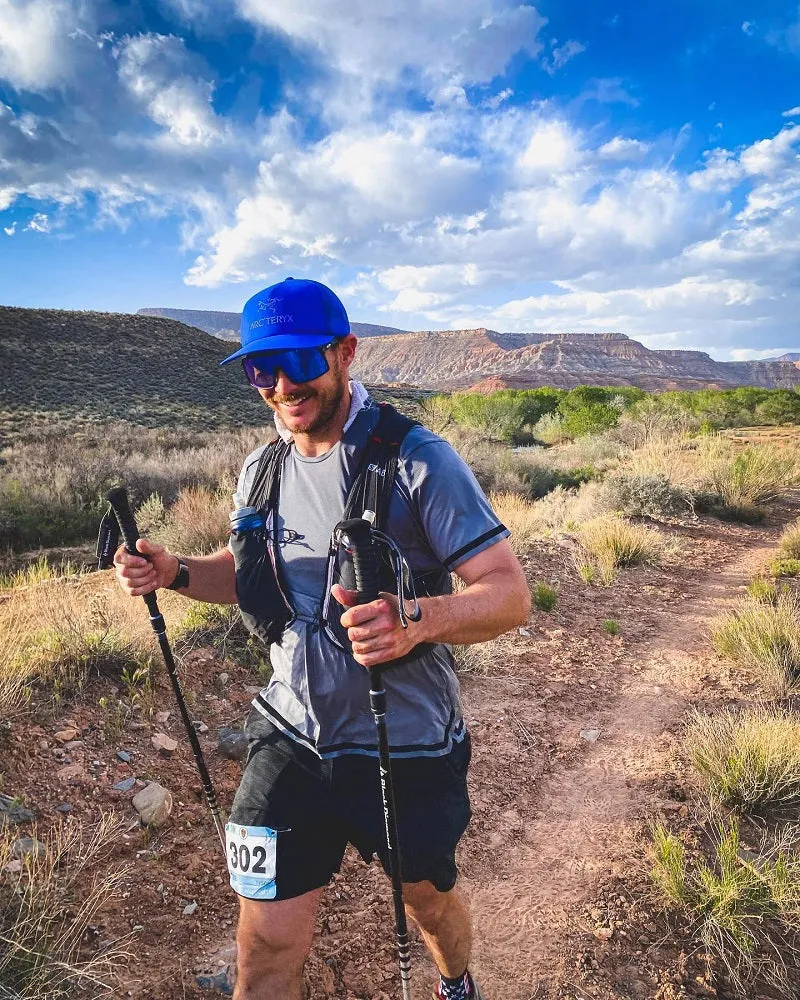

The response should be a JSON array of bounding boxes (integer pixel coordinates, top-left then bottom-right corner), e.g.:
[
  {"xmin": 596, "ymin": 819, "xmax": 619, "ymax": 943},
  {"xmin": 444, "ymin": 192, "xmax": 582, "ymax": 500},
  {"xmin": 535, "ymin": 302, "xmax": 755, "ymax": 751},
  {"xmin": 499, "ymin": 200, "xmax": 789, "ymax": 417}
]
[{"xmin": 1, "ymin": 1, "xmax": 800, "ymax": 360}]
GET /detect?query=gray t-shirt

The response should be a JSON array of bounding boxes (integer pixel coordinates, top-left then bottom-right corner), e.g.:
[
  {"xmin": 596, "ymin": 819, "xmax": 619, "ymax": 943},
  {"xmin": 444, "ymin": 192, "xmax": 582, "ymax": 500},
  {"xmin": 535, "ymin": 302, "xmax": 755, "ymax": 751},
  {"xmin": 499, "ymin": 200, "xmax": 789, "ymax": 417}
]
[{"xmin": 234, "ymin": 397, "xmax": 509, "ymax": 758}]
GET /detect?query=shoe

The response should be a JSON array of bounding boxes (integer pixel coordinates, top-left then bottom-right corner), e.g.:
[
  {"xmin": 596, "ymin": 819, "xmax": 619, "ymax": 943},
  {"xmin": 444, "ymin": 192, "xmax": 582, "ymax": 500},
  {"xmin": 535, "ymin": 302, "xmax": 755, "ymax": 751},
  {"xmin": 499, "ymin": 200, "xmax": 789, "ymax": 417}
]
[{"xmin": 432, "ymin": 974, "xmax": 485, "ymax": 1000}]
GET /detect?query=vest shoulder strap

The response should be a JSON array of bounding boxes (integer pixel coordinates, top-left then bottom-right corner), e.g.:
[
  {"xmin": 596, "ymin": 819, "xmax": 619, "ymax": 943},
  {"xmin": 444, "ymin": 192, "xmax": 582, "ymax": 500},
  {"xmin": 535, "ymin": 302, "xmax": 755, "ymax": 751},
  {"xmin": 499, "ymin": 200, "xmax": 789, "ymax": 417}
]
[
  {"xmin": 245, "ymin": 438, "xmax": 291, "ymax": 509},
  {"xmin": 343, "ymin": 402, "xmax": 418, "ymax": 530}
]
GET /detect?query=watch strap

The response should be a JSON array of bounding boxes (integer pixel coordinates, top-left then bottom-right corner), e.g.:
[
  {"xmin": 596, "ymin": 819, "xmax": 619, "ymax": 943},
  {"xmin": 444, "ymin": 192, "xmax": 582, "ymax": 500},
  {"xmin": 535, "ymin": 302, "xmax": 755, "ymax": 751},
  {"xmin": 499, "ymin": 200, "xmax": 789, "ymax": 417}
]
[{"xmin": 166, "ymin": 558, "xmax": 190, "ymax": 591}]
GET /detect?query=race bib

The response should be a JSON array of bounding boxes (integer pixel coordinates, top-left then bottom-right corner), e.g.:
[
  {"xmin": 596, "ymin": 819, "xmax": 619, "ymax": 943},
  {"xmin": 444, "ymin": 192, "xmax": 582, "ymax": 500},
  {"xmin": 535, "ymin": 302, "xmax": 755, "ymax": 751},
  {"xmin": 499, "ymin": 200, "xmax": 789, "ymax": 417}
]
[{"xmin": 225, "ymin": 823, "xmax": 278, "ymax": 900}]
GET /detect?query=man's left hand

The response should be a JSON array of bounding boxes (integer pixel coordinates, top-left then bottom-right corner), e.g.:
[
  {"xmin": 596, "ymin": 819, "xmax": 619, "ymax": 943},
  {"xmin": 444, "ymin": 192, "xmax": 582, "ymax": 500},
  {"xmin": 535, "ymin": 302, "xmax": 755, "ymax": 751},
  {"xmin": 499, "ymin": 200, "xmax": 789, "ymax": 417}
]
[{"xmin": 331, "ymin": 584, "xmax": 423, "ymax": 668}]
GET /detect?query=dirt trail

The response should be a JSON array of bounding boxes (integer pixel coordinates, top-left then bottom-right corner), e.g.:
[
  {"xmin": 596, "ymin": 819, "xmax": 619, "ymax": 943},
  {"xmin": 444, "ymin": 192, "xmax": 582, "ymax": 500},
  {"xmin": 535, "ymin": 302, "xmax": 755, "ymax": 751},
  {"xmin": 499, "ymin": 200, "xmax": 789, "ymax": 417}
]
[{"xmin": 457, "ymin": 540, "xmax": 775, "ymax": 1000}]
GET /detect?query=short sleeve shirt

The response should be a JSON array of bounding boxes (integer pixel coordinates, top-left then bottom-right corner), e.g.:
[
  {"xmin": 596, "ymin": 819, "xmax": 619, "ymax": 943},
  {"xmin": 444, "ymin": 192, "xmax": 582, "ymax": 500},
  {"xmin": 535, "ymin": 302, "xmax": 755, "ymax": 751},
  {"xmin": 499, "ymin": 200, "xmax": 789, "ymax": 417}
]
[{"xmin": 235, "ymin": 397, "xmax": 509, "ymax": 758}]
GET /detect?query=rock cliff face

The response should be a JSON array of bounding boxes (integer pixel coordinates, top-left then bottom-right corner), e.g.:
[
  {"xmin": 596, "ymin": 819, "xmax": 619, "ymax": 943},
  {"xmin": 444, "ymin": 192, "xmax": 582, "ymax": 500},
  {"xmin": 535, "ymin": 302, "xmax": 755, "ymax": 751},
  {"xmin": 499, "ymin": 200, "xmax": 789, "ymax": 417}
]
[{"xmin": 351, "ymin": 329, "xmax": 800, "ymax": 391}]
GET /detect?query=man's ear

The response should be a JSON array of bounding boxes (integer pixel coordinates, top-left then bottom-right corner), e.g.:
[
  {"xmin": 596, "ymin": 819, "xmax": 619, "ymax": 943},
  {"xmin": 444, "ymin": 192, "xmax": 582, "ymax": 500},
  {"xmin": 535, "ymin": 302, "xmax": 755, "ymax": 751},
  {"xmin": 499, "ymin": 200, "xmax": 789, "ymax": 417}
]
[{"xmin": 338, "ymin": 333, "xmax": 358, "ymax": 367}]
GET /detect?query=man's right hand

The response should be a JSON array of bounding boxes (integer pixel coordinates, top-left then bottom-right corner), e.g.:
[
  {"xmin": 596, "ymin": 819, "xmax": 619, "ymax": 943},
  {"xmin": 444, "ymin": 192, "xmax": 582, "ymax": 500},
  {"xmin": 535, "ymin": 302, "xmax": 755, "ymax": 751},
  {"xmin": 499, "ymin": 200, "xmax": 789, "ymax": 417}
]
[{"xmin": 113, "ymin": 538, "xmax": 179, "ymax": 598}]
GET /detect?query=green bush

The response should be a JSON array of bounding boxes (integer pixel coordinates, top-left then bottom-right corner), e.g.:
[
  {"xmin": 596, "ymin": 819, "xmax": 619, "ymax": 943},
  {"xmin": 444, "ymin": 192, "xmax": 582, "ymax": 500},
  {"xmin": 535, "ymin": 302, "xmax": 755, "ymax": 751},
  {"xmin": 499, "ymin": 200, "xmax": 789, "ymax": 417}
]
[
  {"xmin": 532, "ymin": 582, "xmax": 558, "ymax": 611},
  {"xmin": 770, "ymin": 558, "xmax": 800, "ymax": 578},
  {"xmin": 712, "ymin": 591, "xmax": 800, "ymax": 693},
  {"xmin": 778, "ymin": 519, "xmax": 800, "ymax": 560},
  {"xmin": 602, "ymin": 619, "xmax": 620, "ymax": 635}
]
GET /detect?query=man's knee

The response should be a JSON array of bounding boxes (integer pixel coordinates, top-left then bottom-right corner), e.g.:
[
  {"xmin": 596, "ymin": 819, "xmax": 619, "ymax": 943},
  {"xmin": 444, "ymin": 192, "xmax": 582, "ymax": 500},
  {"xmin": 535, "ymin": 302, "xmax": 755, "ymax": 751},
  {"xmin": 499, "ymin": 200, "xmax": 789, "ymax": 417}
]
[
  {"xmin": 403, "ymin": 880, "xmax": 455, "ymax": 926},
  {"xmin": 236, "ymin": 890, "xmax": 319, "ymax": 975}
]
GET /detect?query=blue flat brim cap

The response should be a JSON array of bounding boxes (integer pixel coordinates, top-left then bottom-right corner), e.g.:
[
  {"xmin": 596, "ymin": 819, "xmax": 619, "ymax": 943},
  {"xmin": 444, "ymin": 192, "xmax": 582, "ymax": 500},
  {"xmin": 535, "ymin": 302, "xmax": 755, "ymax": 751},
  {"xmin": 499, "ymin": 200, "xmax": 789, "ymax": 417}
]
[{"xmin": 220, "ymin": 276, "xmax": 350, "ymax": 364}]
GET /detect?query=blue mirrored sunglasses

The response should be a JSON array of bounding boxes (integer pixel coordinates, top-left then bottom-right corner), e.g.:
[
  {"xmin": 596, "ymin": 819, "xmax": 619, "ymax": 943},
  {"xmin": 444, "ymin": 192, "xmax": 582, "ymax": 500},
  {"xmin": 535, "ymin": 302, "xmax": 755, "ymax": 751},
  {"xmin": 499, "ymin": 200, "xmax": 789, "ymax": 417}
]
[{"xmin": 241, "ymin": 341, "xmax": 338, "ymax": 389}]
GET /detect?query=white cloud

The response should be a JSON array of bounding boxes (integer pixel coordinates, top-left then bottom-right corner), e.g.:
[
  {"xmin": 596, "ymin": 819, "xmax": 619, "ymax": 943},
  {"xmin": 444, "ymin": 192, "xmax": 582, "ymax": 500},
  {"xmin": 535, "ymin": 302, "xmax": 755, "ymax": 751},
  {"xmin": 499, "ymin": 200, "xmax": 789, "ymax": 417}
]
[
  {"xmin": 0, "ymin": 0, "xmax": 84, "ymax": 91},
  {"xmin": 3, "ymin": 222, "xmax": 16, "ymax": 235},
  {"xmin": 783, "ymin": 106, "xmax": 800, "ymax": 117},
  {"xmin": 235, "ymin": 0, "xmax": 547, "ymax": 95},
  {"xmin": 597, "ymin": 136, "xmax": 649, "ymax": 160},
  {"xmin": 543, "ymin": 38, "xmax": 586, "ymax": 75},
  {"xmin": 730, "ymin": 348, "xmax": 793, "ymax": 361},
  {"xmin": 25, "ymin": 212, "xmax": 51, "ymax": 232},
  {"xmin": 742, "ymin": 20, "xmax": 754, "ymax": 35},
  {"xmin": 116, "ymin": 34, "xmax": 225, "ymax": 147}
]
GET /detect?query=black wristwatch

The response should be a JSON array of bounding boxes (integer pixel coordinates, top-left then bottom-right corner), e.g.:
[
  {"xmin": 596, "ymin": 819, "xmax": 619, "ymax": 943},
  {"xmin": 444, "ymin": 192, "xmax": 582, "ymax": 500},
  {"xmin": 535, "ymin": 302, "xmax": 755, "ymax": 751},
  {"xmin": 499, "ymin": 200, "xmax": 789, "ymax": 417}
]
[{"xmin": 166, "ymin": 558, "xmax": 190, "ymax": 591}]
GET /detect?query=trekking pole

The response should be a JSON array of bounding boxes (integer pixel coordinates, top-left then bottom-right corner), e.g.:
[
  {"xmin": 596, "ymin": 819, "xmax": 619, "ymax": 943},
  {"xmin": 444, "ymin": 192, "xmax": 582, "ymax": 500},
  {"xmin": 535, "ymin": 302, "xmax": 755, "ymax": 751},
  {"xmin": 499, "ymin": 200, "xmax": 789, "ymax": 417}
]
[
  {"xmin": 337, "ymin": 514, "xmax": 413, "ymax": 1000},
  {"xmin": 105, "ymin": 487, "xmax": 227, "ymax": 853}
]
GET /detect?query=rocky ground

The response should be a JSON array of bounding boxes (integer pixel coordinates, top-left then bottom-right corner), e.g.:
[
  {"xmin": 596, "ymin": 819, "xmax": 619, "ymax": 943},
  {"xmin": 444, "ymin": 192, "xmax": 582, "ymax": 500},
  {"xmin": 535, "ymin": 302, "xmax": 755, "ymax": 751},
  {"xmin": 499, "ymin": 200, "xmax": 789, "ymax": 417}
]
[{"xmin": 1, "ymin": 507, "xmax": 797, "ymax": 999}]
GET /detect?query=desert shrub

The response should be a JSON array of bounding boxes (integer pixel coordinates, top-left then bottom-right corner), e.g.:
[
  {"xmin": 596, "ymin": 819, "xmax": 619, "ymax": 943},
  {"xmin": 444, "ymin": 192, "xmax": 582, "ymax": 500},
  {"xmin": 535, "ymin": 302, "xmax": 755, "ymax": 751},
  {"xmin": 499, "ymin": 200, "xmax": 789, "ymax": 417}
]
[
  {"xmin": 770, "ymin": 558, "xmax": 800, "ymax": 578},
  {"xmin": 174, "ymin": 601, "xmax": 271, "ymax": 678},
  {"xmin": 651, "ymin": 820, "xmax": 800, "ymax": 995},
  {"xmin": 532, "ymin": 582, "xmax": 558, "ymax": 611},
  {"xmin": 576, "ymin": 516, "xmax": 663, "ymax": 585},
  {"xmin": 603, "ymin": 619, "xmax": 620, "ymax": 635},
  {"xmin": 778, "ymin": 520, "xmax": 800, "ymax": 559},
  {"xmin": 712, "ymin": 591, "xmax": 800, "ymax": 694},
  {"xmin": 150, "ymin": 485, "xmax": 230, "ymax": 555},
  {"xmin": 0, "ymin": 422, "xmax": 266, "ymax": 549},
  {"xmin": 442, "ymin": 426, "xmax": 531, "ymax": 495},
  {"xmin": 747, "ymin": 578, "xmax": 780, "ymax": 605},
  {"xmin": 530, "ymin": 412, "xmax": 570, "ymax": 445},
  {"xmin": 0, "ymin": 813, "xmax": 131, "ymax": 998},
  {"xmin": 598, "ymin": 472, "xmax": 692, "ymax": 520},
  {"xmin": 701, "ymin": 442, "xmax": 800, "ymax": 507},
  {"xmin": 686, "ymin": 706, "xmax": 800, "ymax": 812}
]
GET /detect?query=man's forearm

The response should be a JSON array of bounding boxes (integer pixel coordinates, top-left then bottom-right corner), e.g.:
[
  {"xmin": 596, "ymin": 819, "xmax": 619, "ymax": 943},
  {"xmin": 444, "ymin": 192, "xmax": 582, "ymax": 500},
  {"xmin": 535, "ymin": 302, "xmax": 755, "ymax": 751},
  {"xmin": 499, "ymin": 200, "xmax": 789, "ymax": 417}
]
[
  {"xmin": 172, "ymin": 548, "xmax": 238, "ymax": 605},
  {"xmin": 416, "ymin": 567, "xmax": 530, "ymax": 646}
]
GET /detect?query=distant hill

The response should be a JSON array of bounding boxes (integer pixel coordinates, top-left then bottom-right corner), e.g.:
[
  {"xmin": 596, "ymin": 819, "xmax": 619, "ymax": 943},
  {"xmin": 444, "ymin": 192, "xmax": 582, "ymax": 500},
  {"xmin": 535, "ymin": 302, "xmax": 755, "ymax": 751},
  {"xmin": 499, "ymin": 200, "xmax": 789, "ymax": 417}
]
[
  {"xmin": 0, "ymin": 307, "xmax": 428, "ymax": 443},
  {"xmin": 773, "ymin": 352, "xmax": 800, "ymax": 364},
  {"xmin": 351, "ymin": 329, "xmax": 800, "ymax": 392},
  {"xmin": 138, "ymin": 307, "xmax": 408, "ymax": 342}
]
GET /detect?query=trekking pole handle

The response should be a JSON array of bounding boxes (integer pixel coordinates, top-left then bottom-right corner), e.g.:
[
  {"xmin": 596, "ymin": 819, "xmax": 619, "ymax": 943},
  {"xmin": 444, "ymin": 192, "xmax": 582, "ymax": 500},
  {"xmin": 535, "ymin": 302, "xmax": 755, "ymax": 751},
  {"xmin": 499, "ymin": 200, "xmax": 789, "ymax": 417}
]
[
  {"xmin": 106, "ymin": 487, "xmax": 142, "ymax": 557},
  {"xmin": 339, "ymin": 517, "xmax": 380, "ymax": 604}
]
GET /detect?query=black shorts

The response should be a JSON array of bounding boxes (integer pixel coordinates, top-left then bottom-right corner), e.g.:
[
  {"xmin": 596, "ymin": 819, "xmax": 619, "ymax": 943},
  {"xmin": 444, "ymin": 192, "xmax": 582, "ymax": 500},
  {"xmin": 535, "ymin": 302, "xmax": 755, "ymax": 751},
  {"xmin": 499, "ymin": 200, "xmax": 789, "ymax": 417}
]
[{"xmin": 226, "ymin": 708, "xmax": 472, "ymax": 901}]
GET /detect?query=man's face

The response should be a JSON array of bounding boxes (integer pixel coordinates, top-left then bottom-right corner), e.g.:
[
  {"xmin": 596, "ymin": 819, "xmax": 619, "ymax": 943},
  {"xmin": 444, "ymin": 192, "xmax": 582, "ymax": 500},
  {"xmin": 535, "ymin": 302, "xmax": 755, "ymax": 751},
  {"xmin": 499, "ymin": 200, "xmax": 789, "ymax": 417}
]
[{"xmin": 257, "ymin": 335, "xmax": 357, "ymax": 437}]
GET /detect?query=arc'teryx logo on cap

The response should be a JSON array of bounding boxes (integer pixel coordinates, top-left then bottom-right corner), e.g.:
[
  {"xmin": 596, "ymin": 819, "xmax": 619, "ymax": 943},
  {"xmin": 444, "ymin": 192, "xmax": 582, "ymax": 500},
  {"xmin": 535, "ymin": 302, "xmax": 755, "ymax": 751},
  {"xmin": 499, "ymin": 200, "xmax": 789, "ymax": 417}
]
[
  {"xmin": 249, "ymin": 314, "xmax": 294, "ymax": 331},
  {"xmin": 257, "ymin": 296, "xmax": 281, "ymax": 311}
]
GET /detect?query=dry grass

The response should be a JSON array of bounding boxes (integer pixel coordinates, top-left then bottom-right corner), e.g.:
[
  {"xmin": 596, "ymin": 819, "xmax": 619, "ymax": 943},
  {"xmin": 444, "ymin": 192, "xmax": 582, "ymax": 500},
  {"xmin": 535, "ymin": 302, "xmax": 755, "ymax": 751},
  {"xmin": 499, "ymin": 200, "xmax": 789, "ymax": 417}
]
[
  {"xmin": 651, "ymin": 819, "xmax": 800, "ymax": 995},
  {"xmin": 778, "ymin": 519, "xmax": 800, "ymax": 560},
  {"xmin": 686, "ymin": 705, "xmax": 800, "ymax": 812},
  {"xmin": 575, "ymin": 515, "xmax": 664, "ymax": 585},
  {"xmin": 489, "ymin": 484, "xmax": 602, "ymax": 546},
  {"xmin": 711, "ymin": 591, "xmax": 800, "ymax": 694},
  {"xmin": 450, "ymin": 631, "xmax": 520, "ymax": 675},
  {"xmin": 625, "ymin": 436, "xmax": 800, "ymax": 511},
  {"xmin": 146, "ymin": 485, "xmax": 231, "ymax": 555},
  {"xmin": 0, "ymin": 813, "xmax": 131, "ymax": 999}
]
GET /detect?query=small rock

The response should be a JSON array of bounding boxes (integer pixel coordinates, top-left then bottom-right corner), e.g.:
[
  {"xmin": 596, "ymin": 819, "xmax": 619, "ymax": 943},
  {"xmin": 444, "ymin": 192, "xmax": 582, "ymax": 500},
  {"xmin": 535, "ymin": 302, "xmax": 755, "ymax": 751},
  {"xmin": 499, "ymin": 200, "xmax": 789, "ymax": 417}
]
[
  {"xmin": 56, "ymin": 763, "xmax": 86, "ymax": 783},
  {"xmin": 183, "ymin": 900, "xmax": 198, "ymax": 915},
  {"xmin": 38, "ymin": 740, "xmax": 50, "ymax": 751},
  {"xmin": 580, "ymin": 729, "xmax": 602, "ymax": 743},
  {"xmin": 12, "ymin": 836, "xmax": 46, "ymax": 860},
  {"xmin": 56, "ymin": 803, "xmax": 72, "ymax": 813},
  {"xmin": 113, "ymin": 777, "xmax": 137, "ymax": 793},
  {"xmin": 192, "ymin": 721, "xmax": 209, "ymax": 734},
  {"xmin": 518, "ymin": 627, "xmax": 531, "ymax": 636},
  {"xmin": 132, "ymin": 782, "xmax": 173, "ymax": 827},
  {"xmin": 593, "ymin": 926, "xmax": 613, "ymax": 941},
  {"xmin": 155, "ymin": 710, "xmax": 171, "ymax": 724},
  {"xmin": 243, "ymin": 685, "xmax": 262, "ymax": 695},
  {"xmin": 63, "ymin": 740, "xmax": 84, "ymax": 751},
  {"xmin": 217, "ymin": 728, "xmax": 248, "ymax": 762},
  {"xmin": 216, "ymin": 672, "xmax": 230, "ymax": 688},
  {"xmin": 0, "ymin": 794, "xmax": 35, "ymax": 826},
  {"xmin": 3, "ymin": 859, "xmax": 22, "ymax": 874},
  {"xmin": 196, "ymin": 971, "xmax": 233, "ymax": 995},
  {"xmin": 116, "ymin": 750, "xmax": 133, "ymax": 763},
  {"xmin": 54, "ymin": 727, "xmax": 80, "ymax": 742},
  {"xmin": 152, "ymin": 733, "xmax": 179, "ymax": 755}
]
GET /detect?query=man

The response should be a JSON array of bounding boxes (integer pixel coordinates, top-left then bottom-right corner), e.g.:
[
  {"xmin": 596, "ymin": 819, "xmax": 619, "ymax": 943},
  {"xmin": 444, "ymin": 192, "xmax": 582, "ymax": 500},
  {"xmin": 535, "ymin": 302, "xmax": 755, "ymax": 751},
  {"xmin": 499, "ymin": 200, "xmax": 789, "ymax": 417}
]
[{"xmin": 114, "ymin": 277, "xmax": 530, "ymax": 1000}]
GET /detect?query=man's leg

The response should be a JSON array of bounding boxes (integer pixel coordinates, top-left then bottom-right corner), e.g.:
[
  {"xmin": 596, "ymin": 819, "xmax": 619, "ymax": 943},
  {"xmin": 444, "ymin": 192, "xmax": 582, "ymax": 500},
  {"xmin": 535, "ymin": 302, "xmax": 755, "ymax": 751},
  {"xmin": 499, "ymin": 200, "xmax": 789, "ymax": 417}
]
[
  {"xmin": 403, "ymin": 879, "xmax": 472, "ymax": 979},
  {"xmin": 234, "ymin": 888, "xmax": 322, "ymax": 1000}
]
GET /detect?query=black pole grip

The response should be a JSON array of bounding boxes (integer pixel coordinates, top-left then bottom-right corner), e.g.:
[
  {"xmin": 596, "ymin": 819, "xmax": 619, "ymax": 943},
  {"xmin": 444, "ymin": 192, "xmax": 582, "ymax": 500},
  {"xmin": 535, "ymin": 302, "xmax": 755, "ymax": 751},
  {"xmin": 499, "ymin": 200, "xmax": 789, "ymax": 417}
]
[
  {"xmin": 339, "ymin": 517, "xmax": 380, "ymax": 603},
  {"xmin": 106, "ymin": 487, "xmax": 141, "ymax": 557}
]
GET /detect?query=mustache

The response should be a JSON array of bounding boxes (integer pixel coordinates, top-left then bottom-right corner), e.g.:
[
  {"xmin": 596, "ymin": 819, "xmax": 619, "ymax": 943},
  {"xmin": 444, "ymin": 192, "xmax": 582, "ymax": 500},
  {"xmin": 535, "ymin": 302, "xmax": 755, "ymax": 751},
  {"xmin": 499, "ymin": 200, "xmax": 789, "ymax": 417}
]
[{"xmin": 272, "ymin": 389, "xmax": 317, "ymax": 404}]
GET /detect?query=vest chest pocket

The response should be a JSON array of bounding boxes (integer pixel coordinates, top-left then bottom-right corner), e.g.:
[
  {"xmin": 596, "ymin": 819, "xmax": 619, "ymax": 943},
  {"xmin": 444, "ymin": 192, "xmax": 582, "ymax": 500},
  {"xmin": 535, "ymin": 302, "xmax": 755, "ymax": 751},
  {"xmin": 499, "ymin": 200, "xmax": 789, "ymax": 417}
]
[{"xmin": 229, "ymin": 506, "xmax": 294, "ymax": 646}]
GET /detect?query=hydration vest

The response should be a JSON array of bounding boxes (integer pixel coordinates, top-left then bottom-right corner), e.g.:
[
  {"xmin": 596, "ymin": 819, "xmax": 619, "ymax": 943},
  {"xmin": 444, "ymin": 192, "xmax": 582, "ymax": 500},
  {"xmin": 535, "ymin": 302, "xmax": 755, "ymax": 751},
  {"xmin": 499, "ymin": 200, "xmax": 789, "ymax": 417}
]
[{"xmin": 228, "ymin": 402, "xmax": 450, "ymax": 661}]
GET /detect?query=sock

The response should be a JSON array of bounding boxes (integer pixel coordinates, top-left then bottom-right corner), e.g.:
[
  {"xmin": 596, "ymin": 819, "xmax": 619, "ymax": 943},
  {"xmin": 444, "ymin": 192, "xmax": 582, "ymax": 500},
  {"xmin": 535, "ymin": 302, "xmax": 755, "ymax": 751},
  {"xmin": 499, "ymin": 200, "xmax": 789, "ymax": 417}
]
[{"xmin": 437, "ymin": 971, "xmax": 471, "ymax": 1000}]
